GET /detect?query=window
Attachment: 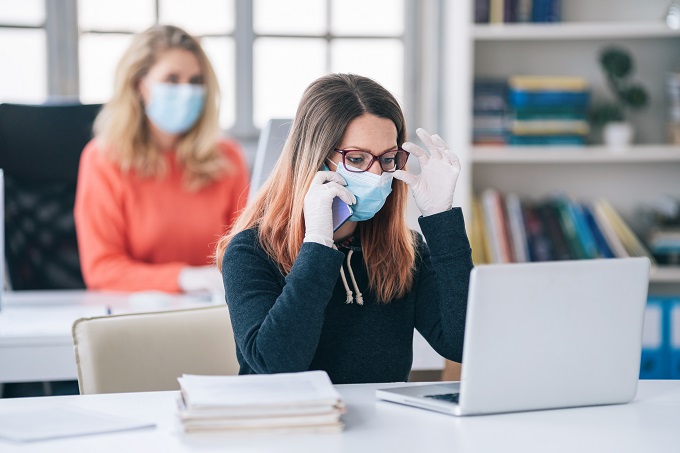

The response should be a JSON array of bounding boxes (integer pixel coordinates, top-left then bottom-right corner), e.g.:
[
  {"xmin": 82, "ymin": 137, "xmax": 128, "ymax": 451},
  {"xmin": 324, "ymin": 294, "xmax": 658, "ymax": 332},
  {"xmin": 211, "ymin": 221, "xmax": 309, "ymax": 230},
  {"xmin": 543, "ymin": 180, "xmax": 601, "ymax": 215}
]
[
  {"xmin": 253, "ymin": 0, "xmax": 405, "ymax": 128},
  {"xmin": 78, "ymin": 0, "xmax": 236, "ymax": 129},
  {"xmin": 0, "ymin": 0, "xmax": 47, "ymax": 103},
  {"xmin": 1, "ymin": 0, "xmax": 416, "ymax": 141}
]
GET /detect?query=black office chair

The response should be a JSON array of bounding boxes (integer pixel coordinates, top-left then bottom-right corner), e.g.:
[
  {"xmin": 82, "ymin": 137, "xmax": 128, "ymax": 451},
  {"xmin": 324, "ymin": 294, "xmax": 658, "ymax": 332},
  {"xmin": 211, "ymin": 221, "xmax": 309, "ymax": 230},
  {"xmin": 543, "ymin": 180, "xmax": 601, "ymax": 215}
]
[{"xmin": 0, "ymin": 103, "xmax": 102, "ymax": 290}]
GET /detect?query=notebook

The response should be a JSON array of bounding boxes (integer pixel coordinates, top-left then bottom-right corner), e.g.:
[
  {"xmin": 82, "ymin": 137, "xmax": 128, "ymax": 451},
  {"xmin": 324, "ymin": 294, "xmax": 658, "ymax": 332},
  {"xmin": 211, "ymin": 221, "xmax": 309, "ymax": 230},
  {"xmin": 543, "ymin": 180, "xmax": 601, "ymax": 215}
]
[{"xmin": 377, "ymin": 257, "xmax": 651, "ymax": 416}]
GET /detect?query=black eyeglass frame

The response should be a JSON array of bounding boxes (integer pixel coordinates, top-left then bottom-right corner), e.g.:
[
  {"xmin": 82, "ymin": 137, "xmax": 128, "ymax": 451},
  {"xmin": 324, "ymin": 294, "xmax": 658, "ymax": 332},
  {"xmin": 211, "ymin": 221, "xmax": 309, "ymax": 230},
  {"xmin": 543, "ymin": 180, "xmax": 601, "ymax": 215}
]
[{"xmin": 333, "ymin": 148, "xmax": 410, "ymax": 173}]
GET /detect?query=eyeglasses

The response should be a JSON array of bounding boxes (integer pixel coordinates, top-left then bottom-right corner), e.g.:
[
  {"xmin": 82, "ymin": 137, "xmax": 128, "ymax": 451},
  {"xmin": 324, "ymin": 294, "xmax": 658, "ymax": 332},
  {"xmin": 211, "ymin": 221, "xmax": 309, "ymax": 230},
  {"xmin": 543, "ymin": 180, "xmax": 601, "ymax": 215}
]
[{"xmin": 334, "ymin": 148, "xmax": 409, "ymax": 173}]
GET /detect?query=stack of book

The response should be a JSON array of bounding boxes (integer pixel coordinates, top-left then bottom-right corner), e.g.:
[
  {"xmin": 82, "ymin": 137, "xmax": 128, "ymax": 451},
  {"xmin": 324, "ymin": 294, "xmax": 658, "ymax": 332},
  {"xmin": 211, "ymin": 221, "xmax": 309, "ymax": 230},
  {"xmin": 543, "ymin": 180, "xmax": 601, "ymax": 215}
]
[
  {"xmin": 475, "ymin": 0, "xmax": 562, "ymax": 23},
  {"xmin": 473, "ymin": 79, "xmax": 508, "ymax": 145},
  {"xmin": 507, "ymin": 76, "xmax": 590, "ymax": 146},
  {"xmin": 177, "ymin": 370, "xmax": 345, "ymax": 433},
  {"xmin": 472, "ymin": 189, "xmax": 656, "ymax": 265}
]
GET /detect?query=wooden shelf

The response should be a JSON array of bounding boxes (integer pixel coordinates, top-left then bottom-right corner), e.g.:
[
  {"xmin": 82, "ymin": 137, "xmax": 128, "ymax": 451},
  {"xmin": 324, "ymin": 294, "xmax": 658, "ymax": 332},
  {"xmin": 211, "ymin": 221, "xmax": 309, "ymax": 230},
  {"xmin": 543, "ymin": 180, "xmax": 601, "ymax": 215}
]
[
  {"xmin": 471, "ymin": 145, "xmax": 680, "ymax": 164},
  {"xmin": 473, "ymin": 22, "xmax": 680, "ymax": 41}
]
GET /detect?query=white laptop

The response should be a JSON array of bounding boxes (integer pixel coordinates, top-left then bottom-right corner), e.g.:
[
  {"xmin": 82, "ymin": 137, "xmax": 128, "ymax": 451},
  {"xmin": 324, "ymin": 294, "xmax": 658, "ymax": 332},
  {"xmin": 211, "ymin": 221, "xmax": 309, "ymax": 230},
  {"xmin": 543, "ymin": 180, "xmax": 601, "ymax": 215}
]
[{"xmin": 377, "ymin": 257, "xmax": 651, "ymax": 416}]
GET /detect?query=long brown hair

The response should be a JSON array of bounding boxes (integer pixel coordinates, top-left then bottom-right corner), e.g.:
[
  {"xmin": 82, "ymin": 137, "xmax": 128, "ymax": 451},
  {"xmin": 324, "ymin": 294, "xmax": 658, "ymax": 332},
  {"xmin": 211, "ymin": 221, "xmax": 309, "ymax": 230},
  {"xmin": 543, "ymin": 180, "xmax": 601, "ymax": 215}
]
[
  {"xmin": 93, "ymin": 24, "xmax": 226, "ymax": 190},
  {"xmin": 216, "ymin": 74, "xmax": 416, "ymax": 302}
]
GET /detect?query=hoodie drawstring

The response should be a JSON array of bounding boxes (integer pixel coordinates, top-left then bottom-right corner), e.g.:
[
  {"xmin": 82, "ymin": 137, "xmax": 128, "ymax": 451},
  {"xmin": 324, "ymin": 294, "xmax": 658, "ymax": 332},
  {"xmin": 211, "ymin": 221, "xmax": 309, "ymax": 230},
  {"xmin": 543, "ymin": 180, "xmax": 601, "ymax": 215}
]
[{"xmin": 337, "ymin": 249, "xmax": 363, "ymax": 305}]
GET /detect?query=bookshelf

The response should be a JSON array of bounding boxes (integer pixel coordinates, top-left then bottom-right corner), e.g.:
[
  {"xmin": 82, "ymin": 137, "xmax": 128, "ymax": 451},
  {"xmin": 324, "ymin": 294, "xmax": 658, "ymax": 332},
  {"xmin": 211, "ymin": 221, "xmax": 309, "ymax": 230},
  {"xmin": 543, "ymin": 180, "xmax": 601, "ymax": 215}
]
[
  {"xmin": 442, "ymin": 0, "xmax": 680, "ymax": 290},
  {"xmin": 473, "ymin": 22, "xmax": 680, "ymax": 41}
]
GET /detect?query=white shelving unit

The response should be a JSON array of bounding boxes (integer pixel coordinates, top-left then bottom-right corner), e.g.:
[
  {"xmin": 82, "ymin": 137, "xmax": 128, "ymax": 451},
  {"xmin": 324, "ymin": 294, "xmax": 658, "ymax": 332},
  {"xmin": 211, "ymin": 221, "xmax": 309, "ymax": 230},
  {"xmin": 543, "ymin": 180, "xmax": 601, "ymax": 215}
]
[
  {"xmin": 473, "ymin": 22, "xmax": 680, "ymax": 41},
  {"xmin": 442, "ymin": 0, "xmax": 680, "ymax": 291}
]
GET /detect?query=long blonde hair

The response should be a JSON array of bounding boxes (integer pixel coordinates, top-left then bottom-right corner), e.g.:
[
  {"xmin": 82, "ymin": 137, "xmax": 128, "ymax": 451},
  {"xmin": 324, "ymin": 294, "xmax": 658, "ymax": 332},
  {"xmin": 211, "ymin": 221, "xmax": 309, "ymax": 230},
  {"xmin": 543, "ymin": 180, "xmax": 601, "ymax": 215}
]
[
  {"xmin": 93, "ymin": 24, "xmax": 225, "ymax": 190},
  {"xmin": 216, "ymin": 74, "xmax": 416, "ymax": 302}
]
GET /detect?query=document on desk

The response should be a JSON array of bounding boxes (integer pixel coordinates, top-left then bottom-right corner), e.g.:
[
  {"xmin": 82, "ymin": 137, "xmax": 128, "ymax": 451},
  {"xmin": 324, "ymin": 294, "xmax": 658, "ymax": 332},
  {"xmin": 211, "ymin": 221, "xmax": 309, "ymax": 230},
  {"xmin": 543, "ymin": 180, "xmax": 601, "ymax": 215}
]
[
  {"xmin": 0, "ymin": 405, "xmax": 155, "ymax": 442},
  {"xmin": 177, "ymin": 371, "xmax": 345, "ymax": 432}
]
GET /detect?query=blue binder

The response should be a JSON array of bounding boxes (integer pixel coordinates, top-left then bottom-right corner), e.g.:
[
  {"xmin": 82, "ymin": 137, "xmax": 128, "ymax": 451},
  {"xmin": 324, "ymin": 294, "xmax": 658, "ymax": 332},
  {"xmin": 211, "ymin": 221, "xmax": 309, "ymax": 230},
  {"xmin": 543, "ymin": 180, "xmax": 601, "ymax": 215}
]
[
  {"xmin": 639, "ymin": 298, "xmax": 667, "ymax": 379},
  {"xmin": 669, "ymin": 299, "xmax": 680, "ymax": 379}
]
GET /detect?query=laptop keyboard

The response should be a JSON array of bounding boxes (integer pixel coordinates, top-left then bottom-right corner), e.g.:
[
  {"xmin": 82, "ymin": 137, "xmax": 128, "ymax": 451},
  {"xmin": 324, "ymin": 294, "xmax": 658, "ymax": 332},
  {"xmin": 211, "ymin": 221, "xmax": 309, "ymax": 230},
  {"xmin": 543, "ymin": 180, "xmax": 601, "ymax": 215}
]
[{"xmin": 424, "ymin": 393, "xmax": 460, "ymax": 404}]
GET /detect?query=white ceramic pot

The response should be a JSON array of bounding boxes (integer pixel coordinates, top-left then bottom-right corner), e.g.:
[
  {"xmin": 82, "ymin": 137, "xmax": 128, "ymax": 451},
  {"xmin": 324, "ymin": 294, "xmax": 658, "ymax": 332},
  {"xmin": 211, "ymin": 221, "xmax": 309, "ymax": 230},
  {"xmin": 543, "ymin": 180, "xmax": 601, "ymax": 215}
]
[{"xmin": 603, "ymin": 121, "xmax": 634, "ymax": 150}]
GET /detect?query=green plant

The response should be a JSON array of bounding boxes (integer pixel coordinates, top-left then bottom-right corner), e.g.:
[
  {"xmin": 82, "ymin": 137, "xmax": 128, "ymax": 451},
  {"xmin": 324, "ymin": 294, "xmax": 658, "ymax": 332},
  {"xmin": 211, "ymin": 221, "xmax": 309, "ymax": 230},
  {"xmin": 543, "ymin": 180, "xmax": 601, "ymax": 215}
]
[{"xmin": 590, "ymin": 46, "xmax": 649, "ymax": 128}]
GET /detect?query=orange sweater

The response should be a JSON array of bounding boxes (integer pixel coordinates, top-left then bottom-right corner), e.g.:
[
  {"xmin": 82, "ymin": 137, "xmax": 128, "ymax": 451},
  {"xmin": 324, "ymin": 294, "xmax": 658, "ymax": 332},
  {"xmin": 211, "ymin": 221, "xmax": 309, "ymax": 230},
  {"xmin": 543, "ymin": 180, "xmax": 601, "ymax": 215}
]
[{"xmin": 74, "ymin": 139, "xmax": 249, "ymax": 292}]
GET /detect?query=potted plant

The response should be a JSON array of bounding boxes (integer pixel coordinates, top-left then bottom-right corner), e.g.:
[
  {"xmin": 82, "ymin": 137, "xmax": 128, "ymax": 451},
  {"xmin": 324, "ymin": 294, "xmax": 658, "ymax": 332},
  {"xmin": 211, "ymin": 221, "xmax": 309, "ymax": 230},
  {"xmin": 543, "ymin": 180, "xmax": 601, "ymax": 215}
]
[{"xmin": 590, "ymin": 46, "xmax": 649, "ymax": 148}]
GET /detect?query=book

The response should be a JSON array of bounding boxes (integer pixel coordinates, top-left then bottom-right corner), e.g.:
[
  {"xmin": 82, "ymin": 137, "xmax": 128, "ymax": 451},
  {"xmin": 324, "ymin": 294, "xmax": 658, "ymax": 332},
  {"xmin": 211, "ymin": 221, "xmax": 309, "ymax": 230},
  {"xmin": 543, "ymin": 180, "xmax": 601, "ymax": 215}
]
[
  {"xmin": 481, "ymin": 189, "xmax": 507, "ymax": 263},
  {"xmin": 517, "ymin": 0, "xmax": 533, "ymax": 22},
  {"xmin": 507, "ymin": 135, "xmax": 585, "ymax": 146},
  {"xmin": 522, "ymin": 201, "xmax": 553, "ymax": 261},
  {"xmin": 490, "ymin": 0, "xmax": 505, "ymax": 23},
  {"xmin": 471, "ymin": 198, "xmax": 490, "ymax": 264},
  {"xmin": 505, "ymin": 193, "xmax": 530, "ymax": 262},
  {"xmin": 554, "ymin": 197, "xmax": 587, "ymax": 259},
  {"xmin": 475, "ymin": 0, "xmax": 490, "ymax": 23},
  {"xmin": 509, "ymin": 76, "xmax": 588, "ymax": 92},
  {"xmin": 508, "ymin": 90, "xmax": 590, "ymax": 108},
  {"xmin": 538, "ymin": 201, "xmax": 572, "ymax": 260},
  {"xmin": 567, "ymin": 200, "xmax": 599, "ymax": 259},
  {"xmin": 509, "ymin": 119, "xmax": 589, "ymax": 135},
  {"xmin": 511, "ymin": 109, "xmax": 586, "ymax": 121},
  {"xmin": 177, "ymin": 370, "xmax": 345, "ymax": 433},
  {"xmin": 532, "ymin": 0, "xmax": 561, "ymax": 22},
  {"xmin": 596, "ymin": 199, "xmax": 657, "ymax": 264},
  {"xmin": 581, "ymin": 204, "xmax": 615, "ymax": 258},
  {"xmin": 590, "ymin": 201, "xmax": 630, "ymax": 258}
]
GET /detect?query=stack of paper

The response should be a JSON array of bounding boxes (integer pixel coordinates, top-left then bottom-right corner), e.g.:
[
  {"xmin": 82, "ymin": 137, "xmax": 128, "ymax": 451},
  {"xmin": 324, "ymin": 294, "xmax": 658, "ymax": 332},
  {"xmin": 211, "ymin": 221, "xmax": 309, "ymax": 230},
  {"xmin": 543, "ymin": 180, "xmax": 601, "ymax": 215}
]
[{"xmin": 177, "ymin": 370, "xmax": 345, "ymax": 433}]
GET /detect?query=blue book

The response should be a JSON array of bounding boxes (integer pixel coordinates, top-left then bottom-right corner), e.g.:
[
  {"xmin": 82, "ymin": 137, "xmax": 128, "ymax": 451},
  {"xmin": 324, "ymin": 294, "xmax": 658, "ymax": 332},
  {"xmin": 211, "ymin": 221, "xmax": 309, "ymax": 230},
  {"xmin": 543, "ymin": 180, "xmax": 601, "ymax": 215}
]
[
  {"xmin": 566, "ymin": 200, "xmax": 599, "ymax": 259},
  {"xmin": 532, "ymin": 0, "xmax": 561, "ymax": 22},
  {"xmin": 475, "ymin": 0, "xmax": 490, "ymax": 23},
  {"xmin": 508, "ymin": 90, "xmax": 590, "ymax": 108},
  {"xmin": 581, "ymin": 204, "xmax": 614, "ymax": 258},
  {"xmin": 508, "ymin": 135, "xmax": 585, "ymax": 146}
]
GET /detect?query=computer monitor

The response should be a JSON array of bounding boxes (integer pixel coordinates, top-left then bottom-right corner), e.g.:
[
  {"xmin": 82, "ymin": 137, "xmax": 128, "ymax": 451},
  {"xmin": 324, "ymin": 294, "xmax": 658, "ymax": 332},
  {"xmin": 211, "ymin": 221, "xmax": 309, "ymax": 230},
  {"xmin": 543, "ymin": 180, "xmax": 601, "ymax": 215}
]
[{"xmin": 249, "ymin": 119, "xmax": 292, "ymax": 203}]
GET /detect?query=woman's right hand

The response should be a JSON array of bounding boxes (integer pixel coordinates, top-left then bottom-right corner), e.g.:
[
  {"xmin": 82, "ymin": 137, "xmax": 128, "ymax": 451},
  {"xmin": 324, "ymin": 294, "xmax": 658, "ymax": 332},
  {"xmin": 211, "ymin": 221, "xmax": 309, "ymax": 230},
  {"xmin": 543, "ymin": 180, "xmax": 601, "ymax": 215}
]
[{"xmin": 303, "ymin": 171, "xmax": 356, "ymax": 247}]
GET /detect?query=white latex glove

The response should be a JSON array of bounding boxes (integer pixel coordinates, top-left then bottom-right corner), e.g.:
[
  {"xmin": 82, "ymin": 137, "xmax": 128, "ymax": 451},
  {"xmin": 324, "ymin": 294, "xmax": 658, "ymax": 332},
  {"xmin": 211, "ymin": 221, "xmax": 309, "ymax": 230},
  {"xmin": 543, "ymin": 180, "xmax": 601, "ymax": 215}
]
[
  {"xmin": 393, "ymin": 128, "xmax": 461, "ymax": 217},
  {"xmin": 303, "ymin": 171, "xmax": 356, "ymax": 247},
  {"xmin": 178, "ymin": 265, "xmax": 224, "ymax": 294}
]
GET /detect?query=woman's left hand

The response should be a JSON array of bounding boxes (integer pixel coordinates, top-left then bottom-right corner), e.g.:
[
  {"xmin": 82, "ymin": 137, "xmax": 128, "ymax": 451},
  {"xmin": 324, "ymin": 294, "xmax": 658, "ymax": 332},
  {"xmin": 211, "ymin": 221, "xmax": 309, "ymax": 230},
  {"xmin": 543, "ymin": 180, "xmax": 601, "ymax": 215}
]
[{"xmin": 393, "ymin": 128, "xmax": 461, "ymax": 217}]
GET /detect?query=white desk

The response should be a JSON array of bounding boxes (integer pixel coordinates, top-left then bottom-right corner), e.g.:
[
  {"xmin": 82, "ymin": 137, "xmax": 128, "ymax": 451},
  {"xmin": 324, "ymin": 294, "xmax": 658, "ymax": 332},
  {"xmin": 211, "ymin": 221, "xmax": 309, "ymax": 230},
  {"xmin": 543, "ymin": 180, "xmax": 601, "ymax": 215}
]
[
  {"xmin": 0, "ymin": 380, "xmax": 679, "ymax": 452},
  {"xmin": 0, "ymin": 290, "xmax": 217, "ymax": 383}
]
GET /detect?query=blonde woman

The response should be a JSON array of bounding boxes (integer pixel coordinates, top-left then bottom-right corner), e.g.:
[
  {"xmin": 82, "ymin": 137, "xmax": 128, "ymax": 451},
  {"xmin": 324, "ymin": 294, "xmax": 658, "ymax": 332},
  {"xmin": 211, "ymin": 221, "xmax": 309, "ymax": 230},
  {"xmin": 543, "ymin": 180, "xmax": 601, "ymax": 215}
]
[
  {"xmin": 216, "ymin": 74, "xmax": 472, "ymax": 384},
  {"xmin": 75, "ymin": 25, "xmax": 249, "ymax": 293}
]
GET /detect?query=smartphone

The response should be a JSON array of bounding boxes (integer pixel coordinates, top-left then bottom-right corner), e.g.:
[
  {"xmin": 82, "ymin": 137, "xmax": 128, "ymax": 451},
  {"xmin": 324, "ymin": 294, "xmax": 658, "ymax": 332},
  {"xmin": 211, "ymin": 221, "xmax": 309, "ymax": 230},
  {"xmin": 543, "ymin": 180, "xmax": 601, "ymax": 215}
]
[{"xmin": 332, "ymin": 197, "xmax": 353, "ymax": 231}]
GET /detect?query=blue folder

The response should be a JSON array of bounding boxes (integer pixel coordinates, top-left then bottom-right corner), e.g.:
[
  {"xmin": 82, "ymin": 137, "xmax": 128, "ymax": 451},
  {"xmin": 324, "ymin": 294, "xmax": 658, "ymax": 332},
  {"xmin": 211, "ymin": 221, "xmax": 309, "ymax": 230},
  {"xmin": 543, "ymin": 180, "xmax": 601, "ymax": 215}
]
[
  {"xmin": 639, "ymin": 298, "xmax": 668, "ymax": 379},
  {"xmin": 669, "ymin": 299, "xmax": 680, "ymax": 379}
]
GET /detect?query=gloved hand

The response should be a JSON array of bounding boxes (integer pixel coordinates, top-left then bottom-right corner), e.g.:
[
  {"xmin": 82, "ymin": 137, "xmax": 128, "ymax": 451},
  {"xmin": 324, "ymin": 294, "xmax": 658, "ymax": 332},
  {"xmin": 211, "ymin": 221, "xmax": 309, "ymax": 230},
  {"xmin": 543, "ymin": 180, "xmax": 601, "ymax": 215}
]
[
  {"xmin": 178, "ymin": 265, "xmax": 224, "ymax": 294},
  {"xmin": 393, "ymin": 128, "xmax": 461, "ymax": 217},
  {"xmin": 303, "ymin": 171, "xmax": 356, "ymax": 247}
]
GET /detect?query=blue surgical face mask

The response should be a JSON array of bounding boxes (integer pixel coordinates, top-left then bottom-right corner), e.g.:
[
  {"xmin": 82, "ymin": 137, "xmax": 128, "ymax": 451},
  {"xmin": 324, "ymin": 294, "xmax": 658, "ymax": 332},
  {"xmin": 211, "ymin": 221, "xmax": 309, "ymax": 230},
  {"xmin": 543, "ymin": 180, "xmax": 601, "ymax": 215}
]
[
  {"xmin": 145, "ymin": 82, "xmax": 205, "ymax": 134},
  {"xmin": 327, "ymin": 160, "xmax": 393, "ymax": 221}
]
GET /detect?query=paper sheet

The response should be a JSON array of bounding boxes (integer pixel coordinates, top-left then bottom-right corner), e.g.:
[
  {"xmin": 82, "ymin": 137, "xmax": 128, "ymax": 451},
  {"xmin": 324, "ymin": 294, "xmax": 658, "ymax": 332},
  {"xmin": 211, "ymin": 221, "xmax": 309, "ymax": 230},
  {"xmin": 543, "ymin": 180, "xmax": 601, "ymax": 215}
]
[{"xmin": 0, "ymin": 405, "xmax": 155, "ymax": 442}]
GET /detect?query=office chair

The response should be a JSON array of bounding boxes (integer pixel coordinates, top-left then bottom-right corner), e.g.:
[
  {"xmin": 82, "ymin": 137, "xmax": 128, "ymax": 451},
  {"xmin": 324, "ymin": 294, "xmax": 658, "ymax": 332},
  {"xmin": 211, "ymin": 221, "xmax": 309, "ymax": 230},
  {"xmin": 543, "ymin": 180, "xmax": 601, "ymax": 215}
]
[
  {"xmin": 0, "ymin": 103, "xmax": 101, "ymax": 290},
  {"xmin": 72, "ymin": 305, "xmax": 239, "ymax": 394}
]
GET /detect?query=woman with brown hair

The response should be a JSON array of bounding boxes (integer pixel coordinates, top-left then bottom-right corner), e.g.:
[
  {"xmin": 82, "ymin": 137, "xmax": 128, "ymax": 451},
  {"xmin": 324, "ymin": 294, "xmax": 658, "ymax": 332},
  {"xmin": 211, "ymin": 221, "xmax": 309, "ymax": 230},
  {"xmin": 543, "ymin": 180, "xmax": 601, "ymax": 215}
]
[
  {"xmin": 216, "ymin": 73, "xmax": 472, "ymax": 384},
  {"xmin": 75, "ymin": 25, "xmax": 249, "ymax": 293}
]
